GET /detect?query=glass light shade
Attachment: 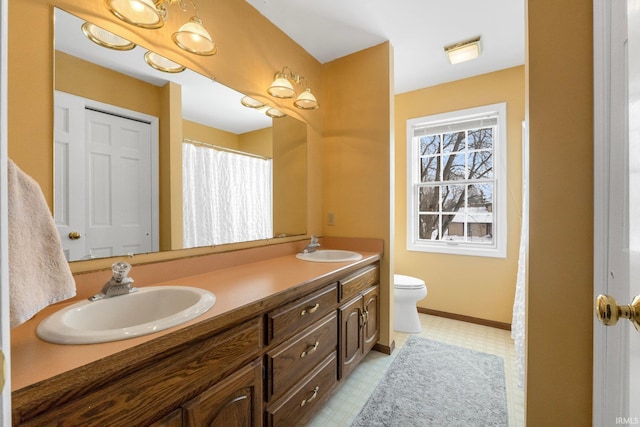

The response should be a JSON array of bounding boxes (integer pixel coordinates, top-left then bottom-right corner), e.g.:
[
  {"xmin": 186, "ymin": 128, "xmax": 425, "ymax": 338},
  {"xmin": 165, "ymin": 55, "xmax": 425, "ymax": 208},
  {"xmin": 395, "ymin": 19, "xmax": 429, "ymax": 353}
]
[
  {"xmin": 240, "ymin": 96, "xmax": 265, "ymax": 109},
  {"xmin": 105, "ymin": 0, "xmax": 163, "ymax": 29},
  {"xmin": 81, "ymin": 22, "xmax": 136, "ymax": 50},
  {"xmin": 445, "ymin": 40, "xmax": 481, "ymax": 64},
  {"xmin": 144, "ymin": 51, "xmax": 186, "ymax": 73},
  {"xmin": 293, "ymin": 88, "xmax": 319, "ymax": 110},
  {"xmin": 265, "ymin": 107, "xmax": 286, "ymax": 118},
  {"xmin": 268, "ymin": 74, "xmax": 296, "ymax": 99},
  {"xmin": 172, "ymin": 16, "xmax": 217, "ymax": 56}
]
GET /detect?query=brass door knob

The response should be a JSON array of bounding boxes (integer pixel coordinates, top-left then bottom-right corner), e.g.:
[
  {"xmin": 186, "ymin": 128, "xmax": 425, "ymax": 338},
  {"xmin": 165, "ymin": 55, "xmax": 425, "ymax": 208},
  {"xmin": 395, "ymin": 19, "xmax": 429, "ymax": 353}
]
[
  {"xmin": 595, "ymin": 294, "xmax": 640, "ymax": 331},
  {"xmin": 68, "ymin": 231, "xmax": 82, "ymax": 240}
]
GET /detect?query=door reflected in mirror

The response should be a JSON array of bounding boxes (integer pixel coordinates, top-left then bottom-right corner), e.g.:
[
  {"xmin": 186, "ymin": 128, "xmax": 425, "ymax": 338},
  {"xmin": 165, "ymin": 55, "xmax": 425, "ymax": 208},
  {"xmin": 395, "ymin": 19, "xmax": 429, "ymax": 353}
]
[{"xmin": 53, "ymin": 8, "xmax": 307, "ymax": 262}]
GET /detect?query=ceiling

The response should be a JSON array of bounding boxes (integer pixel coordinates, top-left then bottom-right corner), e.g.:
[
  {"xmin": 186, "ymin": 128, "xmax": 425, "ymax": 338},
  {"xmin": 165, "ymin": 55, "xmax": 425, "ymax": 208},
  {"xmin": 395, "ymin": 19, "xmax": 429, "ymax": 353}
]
[{"xmin": 245, "ymin": 0, "xmax": 526, "ymax": 94}]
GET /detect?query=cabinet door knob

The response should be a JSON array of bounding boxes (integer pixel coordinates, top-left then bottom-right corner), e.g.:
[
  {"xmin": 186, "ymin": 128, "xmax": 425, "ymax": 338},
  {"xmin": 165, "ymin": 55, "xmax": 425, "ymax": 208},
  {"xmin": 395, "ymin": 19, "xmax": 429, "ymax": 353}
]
[
  {"xmin": 300, "ymin": 341, "xmax": 320, "ymax": 358},
  {"xmin": 300, "ymin": 386, "xmax": 319, "ymax": 407},
  {"xmin": 68, "ymin": 231, "xmax": 82, "ymax": 240},
  {"xmin": 300, "ymin": 303, "xmax": 320, "ymax": 316}
]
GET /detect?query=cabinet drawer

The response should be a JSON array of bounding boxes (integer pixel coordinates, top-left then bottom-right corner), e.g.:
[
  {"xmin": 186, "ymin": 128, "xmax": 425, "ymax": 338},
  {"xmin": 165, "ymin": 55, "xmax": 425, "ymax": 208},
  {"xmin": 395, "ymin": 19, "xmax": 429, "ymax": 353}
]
[
  {"xmin": 340, "ymin": 265, "xmax": 379, "ymax": 301},
  {"xmin": 266, "ymin": 312, "xmax": 338, "ymax": 401},
  {"xmin": 267, "ymin": 284, "xmax": 338, "ymax": 344},
  {"xmin": 266, "ymin": 352, "xmax": 338, "ymax": 427}
]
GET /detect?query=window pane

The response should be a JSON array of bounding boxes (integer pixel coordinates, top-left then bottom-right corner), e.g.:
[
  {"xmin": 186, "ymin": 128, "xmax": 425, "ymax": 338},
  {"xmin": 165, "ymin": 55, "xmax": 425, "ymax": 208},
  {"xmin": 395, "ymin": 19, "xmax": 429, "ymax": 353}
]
[
  {"xmin": 468, "ymin": 149, "xmax": 493, "ymax": 179},
  {"xmin": 442, "ymin": 131, "xmax": 465, "ymax": 153},
  {"xmin": 441, "ymin": 184, "xmax": 466, "ymax": 212},
  {"xmin": 442, "ymin": 215, "xmax": 464, "ymax": 241},
  {"xmin": 419, "ymin": 214, "xmax": 439, "ymax": 240},
  {"xmin": 468, "ymin": 182, "xmax": 493, "ymax": 207},
  {"xmin": 419, "ymin": 186, "xmax": 439, "ymax": 212},
  {"xmin": 442, "ymin": 153, "xmax": 466, "ymax": 181},
  {"xmin": 468, "ymin": 127, "xmax": 493, "ymax": 150},
  {"xmin": 420, "ymin": 135, "xmax": 440, "ymax": 155},
  {"xmin": 420, "ymin": 156, "xmax": 439, "ymax": 182}
]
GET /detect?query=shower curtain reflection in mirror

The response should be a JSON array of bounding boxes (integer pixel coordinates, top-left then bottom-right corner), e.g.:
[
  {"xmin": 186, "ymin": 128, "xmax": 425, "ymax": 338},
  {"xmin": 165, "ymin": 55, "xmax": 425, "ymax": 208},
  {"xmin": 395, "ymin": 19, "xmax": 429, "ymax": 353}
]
[{"xmin": 182, "ymin": 141, "xmax": 273, "ymax": 248}]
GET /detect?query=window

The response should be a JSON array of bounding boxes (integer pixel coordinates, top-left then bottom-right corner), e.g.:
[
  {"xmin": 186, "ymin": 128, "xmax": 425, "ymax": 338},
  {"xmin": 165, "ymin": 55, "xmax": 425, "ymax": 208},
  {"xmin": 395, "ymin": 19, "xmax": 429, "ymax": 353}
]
[{"xmin": 406, "ymin": 103, "xmax": 507, "ymax": 258}]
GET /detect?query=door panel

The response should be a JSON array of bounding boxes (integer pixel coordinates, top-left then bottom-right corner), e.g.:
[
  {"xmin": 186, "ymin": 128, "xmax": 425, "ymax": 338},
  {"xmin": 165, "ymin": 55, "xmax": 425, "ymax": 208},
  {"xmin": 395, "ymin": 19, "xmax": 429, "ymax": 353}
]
[{"xmin": 594, "ymin": 0, "xmax": 640, "ymax": 423}]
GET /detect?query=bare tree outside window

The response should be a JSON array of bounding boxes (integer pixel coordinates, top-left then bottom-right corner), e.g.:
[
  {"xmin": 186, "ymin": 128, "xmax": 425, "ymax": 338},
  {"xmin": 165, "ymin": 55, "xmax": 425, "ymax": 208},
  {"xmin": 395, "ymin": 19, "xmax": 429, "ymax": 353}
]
[{"xmin": 417, "ymin": 126, "xmax": 495, "ymax": 244}]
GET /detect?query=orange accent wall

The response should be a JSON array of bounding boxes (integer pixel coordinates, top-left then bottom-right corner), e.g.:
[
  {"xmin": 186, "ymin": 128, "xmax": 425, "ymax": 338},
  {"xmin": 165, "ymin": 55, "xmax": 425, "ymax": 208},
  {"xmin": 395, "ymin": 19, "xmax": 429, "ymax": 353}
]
[
  {"xmin": 395, "ymin": 66, "xmax": 525, "ymax": 324},
  {"xmin": 526, "ymin": 0, "xmax": 594, "ymax": 423},
  {"xmin": 321, "ymin": 42, "xmax": 394, "ymax": 348}
]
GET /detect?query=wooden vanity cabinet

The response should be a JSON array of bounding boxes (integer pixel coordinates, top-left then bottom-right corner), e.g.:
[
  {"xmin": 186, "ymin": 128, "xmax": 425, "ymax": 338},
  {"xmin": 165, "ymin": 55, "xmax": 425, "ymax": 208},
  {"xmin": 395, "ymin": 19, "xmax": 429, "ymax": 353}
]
[
  {"xmin": 338, "ymin": 266, "xmax": 380, "ymax": 380},
  {"xmin": 182, "ymin": 359, "xmax": 263, "ymax": 427},
  {"xmin": 13, "ymin": 317, "xmax": 264, "ymax": 426},
  {"xmin": 13, "ymin": 259, "xmax": 382, "ymax": 427}
]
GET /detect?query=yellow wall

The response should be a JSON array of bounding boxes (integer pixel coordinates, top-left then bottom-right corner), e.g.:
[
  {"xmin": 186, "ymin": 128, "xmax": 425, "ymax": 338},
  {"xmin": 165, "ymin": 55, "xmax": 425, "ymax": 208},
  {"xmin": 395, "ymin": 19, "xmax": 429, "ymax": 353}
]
[
  {"xmin": 394, "ymin": 66, "xmax": 525, "ymax": 324},
  {"xmin": 183, "ymin": 119, "xmax": 240, "ymax": 150},
  {"xmin": 272, "ymin": 118, "xmax": 307, "ymax": 236},
  {"xmin": 526, "ymin": 0, "xmax": 593, "ymax": 423},
  {"xmin": 322, "ymin": 43, "xmax": 394, "ymax": 347},
  {"xmin": 239, "ymin": 127, "xmax": 272, "ymax": 158}
]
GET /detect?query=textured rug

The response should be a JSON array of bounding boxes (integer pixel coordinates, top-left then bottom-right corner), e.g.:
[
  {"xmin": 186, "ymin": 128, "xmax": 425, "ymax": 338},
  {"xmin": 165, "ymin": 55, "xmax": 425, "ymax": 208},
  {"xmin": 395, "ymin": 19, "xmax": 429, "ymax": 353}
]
[{"xmin": 352, "ymin": 336, "xmax": 508, "ymax": 427}]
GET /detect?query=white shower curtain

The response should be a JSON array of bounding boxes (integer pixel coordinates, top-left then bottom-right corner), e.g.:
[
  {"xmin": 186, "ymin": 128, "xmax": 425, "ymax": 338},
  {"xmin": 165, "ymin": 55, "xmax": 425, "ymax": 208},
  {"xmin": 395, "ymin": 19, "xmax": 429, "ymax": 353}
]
[
  {"xmin": 182, "ymin": 143, "xmax": 273, "ymax": 248},
  {"xmin": 511, "ymin": 122, "xmax": 528, "ymax": 388}
]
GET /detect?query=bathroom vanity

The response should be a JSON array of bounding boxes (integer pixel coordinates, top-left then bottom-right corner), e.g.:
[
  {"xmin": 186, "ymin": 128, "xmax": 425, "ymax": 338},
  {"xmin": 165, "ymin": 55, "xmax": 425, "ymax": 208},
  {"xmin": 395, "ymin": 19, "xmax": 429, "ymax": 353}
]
[{"xmin": 10, "ymin": 241, "xmax": 383, "ymax": 426}]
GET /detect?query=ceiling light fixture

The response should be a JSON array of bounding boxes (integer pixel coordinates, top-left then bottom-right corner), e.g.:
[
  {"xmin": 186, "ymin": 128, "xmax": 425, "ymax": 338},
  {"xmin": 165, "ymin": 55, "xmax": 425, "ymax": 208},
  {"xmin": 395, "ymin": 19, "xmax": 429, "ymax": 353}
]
[
  {"xmin": 144, "ymin": 51, "xmax": 186, "ymax": 73},
  {"xmin": 81, "ymin": 22, "xmax": 136, "ymax": 50},
  {"xmin": 444, "ymin": 36, "xmax": 482, "ymax": 65},
  {"xmin": 105, "ymin": 0, "xmax": 217, "ymax": 56},
  {"xmin": 267, "ymin": 66, "xmax": 319, "ymax": 110}
]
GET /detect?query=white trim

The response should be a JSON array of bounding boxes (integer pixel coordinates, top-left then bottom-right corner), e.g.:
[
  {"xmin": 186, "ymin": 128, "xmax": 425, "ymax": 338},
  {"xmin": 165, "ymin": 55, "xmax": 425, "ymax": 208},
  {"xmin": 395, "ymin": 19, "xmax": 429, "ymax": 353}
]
[{"xmin": 406, "ymin": 102, "xmax": 507, "ymax": 258}]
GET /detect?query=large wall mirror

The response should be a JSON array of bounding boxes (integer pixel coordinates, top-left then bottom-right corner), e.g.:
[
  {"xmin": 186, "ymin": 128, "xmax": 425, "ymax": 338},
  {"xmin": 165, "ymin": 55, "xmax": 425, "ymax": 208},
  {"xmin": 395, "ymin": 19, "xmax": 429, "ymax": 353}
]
[{"xmin": 53, "ymin": 8, "xmax": 307, "ymax": 262}]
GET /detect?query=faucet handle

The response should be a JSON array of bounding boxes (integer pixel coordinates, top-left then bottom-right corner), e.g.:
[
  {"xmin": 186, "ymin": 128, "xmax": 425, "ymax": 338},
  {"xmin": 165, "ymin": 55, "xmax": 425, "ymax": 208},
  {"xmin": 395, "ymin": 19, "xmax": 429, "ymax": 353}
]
[
  {"xmin": 310, "ymin": 235, "xmax": 318, "ymax": 244},
  {"xmin": 111, "ymin": 261, "xmax": 132, "ymax": 282}
]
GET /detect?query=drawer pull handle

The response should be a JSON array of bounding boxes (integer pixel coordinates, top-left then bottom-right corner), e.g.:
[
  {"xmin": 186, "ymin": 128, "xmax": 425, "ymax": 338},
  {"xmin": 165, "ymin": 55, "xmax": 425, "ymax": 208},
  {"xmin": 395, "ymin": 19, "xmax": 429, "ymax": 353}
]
[
  {"xmin": 300, "ymin": 386, "xmax": 319, "ymax": 407},
  {"xmin": 300, "ymin": 341, "xmax": 320, "ymax": 358},
  {"xmin": 300, "ymin": 303, "xmax": 320, "ymax": 316}
]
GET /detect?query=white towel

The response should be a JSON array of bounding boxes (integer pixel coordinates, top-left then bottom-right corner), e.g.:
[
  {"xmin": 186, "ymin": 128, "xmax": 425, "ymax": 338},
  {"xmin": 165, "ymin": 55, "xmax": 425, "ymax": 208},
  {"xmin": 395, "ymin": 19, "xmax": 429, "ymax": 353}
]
[{"xmin": 8, "ymin": 159, "xmax": 76, "ymax": 328}]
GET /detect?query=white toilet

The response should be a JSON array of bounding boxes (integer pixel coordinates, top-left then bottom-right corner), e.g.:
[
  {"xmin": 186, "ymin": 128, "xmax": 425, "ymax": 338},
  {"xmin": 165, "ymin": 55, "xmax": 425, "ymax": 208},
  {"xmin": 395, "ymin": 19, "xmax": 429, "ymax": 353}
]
[{"xmin": 393, "ymin": 274, "xmax": 427, "ymax": 333}]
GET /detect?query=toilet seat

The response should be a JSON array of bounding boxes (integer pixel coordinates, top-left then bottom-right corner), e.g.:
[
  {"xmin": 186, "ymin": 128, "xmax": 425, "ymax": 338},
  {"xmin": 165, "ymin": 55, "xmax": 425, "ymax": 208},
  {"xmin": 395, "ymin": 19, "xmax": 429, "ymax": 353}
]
[{"xmin": 394, "ymin": 274, "xmax": 425, "ymax": 290}]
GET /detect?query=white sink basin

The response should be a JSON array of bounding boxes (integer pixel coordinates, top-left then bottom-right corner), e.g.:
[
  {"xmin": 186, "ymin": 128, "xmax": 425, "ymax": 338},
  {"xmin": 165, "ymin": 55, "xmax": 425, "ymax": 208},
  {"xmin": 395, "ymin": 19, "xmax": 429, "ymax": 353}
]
[
  {"xmin": 296, "ymin": 249, "xmax": 363, "ymax": 263},
  {"xmin": 37, "ymin": 286, "xmax": 216, "ymax": 345}
]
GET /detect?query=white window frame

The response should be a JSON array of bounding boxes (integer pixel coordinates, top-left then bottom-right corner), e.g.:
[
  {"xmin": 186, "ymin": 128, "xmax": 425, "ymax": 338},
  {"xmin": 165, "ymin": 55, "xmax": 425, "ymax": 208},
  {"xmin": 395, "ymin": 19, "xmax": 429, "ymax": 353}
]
[{"xmin": 406, "ymin": 102, "xmax": 507, "ymax": 258}]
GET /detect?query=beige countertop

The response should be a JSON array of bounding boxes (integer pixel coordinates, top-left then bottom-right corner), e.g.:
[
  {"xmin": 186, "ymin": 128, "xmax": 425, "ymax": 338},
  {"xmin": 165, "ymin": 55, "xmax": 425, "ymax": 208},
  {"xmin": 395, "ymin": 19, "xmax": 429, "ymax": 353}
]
[{"xmin": 11, "ymin": 247, "xmax": 381, "ymax": 392}]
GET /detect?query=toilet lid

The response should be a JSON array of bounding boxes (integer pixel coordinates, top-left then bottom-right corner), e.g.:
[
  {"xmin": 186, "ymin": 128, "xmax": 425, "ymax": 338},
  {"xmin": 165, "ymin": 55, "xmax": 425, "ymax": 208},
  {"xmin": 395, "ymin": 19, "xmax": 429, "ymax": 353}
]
[{"xmin": 394, "ymin": 274, "xmax": 426, "ymax": 290}]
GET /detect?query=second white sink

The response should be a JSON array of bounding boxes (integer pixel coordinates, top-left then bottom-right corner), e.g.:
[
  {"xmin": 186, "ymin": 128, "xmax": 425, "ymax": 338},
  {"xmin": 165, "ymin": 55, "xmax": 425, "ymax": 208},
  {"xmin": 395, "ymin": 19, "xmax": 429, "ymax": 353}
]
[
  {"xmin": 37, "ymin": 286, "xmax": 216, "ymax": 345},
  {"xmin": 296, "ymin": 249, "xmax": 363, "ymax": 263}
]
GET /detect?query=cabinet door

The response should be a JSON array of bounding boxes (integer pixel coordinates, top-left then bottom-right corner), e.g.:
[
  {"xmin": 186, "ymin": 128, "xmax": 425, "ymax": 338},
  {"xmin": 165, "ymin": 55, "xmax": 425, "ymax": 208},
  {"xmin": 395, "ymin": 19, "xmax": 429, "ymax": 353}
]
[
  {"xmin": 339, "ymin": 296, "xmax": 363, "ymax": 379},
  {"xmin": 362, "ymin": 286, "xmax": 380, "ymax": 354},
  {"xmin": 149, "ymin": 409, "xmax": 183, "ymax": 427},
  {"xmin": 183, "ymin": 359, "xmax": 263, "ymax": 427}
]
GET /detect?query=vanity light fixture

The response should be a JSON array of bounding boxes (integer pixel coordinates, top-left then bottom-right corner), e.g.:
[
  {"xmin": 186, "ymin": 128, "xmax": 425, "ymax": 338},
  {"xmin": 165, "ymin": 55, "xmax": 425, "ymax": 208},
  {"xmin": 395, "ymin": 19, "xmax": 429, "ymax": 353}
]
[
  {"xmin": 265, "ymin": 107, "xmax": 286, "ymax": 118},
  {"xmin": 240, "ymin": 96, "xmax": 265, "ymax": 109},
  {"xmin": 144, "ymin": 51, "xmax": 186, "ymax": 73},
  {"xmin": 444, "ymin": 36, "xmax": 482, "ymax": 65},
  {"xmin": 105, "ymin": 0, "xmax": 217, "ymax": 56},
  {"xmin": 267, "ymin": 66, "xmax": 319, "ymax": 110},
  {"xmin": 239, "ymin": 96, "xmax": 286, "ymax": 118},
  {"xmin": 81, "ymin": 22, "xmax": 136, "ymax": 50}
]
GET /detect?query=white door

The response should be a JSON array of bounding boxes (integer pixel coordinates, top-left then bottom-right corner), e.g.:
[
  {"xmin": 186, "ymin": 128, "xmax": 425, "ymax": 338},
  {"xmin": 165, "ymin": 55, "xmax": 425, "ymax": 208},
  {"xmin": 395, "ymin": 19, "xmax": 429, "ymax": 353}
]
[
  {"xmin": 594, "ymin": 0, "xmax": 640, "ymax": 424},
  {"xmin": 54, "ymin": 91, "xmax": 159, "ymax": 261},
  {"xmin": 85, "ymin": 109, "xmax": 153, "ymax": 259}
]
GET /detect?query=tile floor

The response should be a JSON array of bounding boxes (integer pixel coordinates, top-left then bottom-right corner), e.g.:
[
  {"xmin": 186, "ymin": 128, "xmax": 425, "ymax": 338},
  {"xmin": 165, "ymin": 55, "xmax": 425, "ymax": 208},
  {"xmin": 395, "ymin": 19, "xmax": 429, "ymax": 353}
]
[{"xmin": 306, "ymin": 313, "xmax": 525, "ymax": 427}]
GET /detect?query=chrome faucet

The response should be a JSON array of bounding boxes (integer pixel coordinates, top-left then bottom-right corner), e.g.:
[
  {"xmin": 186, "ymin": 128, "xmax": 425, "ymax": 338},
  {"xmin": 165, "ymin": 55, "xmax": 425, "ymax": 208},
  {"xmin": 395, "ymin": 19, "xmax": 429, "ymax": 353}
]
[
  {"xmin": 302, "ymin": 236, "xmax": 321, "ymax": 253},
  {"xmin": 89, "ymin": 261, "xmax": 138, "ymax": 301}
]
